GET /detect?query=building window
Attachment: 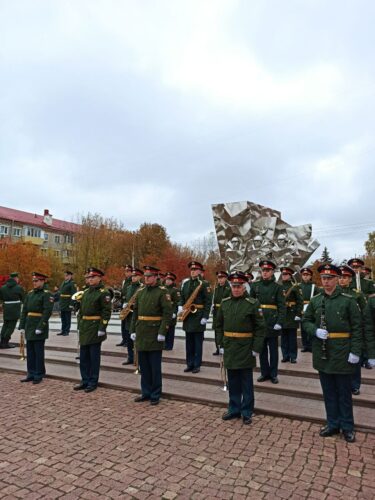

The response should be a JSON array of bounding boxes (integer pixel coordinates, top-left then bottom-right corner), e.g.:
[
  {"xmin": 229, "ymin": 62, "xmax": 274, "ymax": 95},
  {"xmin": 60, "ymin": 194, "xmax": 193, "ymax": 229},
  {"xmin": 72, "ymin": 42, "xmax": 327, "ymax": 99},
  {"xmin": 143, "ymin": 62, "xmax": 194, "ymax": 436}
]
[
  {"xmin": 44, "ymin": 233, "xmax": 49, "ymax": 241},
  {"xmin": 26, "ymin": 227, "xmax": 41, "ymax": 238},
  {"xmin": 54, "ymin": 235, "xmax": 61, "ymax": 244},
  {"xmin": 40, "ymin": 248, "xmax": 47, "ymax": 255},
  {"xmin": 64, "ymin": 234, "xmax": 74, "ymax": 244},
  {"xmin": 54, "ymin": 250, "xmax": 60, "ymax": 257},
  {"xmin": 12, "ymin": 227, "xmax": 21, "ymax": 237},
  {"xmin": 0, "ymin": 225, "xmax": 9, "ymax": 235}
]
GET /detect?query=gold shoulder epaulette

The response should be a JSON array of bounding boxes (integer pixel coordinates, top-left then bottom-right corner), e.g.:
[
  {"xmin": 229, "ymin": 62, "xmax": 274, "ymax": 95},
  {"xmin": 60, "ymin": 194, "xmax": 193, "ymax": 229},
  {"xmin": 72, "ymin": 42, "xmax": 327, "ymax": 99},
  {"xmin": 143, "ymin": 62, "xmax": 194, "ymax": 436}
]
[
  {"xmin": 341, "ymin": 292, "xmax": 354, "ymax": 299},
  {"xmin": 222, "ymin": 296, "xmax": 231, "ymax": 302},
  {"xmin": 245, "ymin": 297, "xmax": 256, "ymax": 304},
  {"xmin": 159, "ymin": 286, "xmax": 166, "ymax": 289}
]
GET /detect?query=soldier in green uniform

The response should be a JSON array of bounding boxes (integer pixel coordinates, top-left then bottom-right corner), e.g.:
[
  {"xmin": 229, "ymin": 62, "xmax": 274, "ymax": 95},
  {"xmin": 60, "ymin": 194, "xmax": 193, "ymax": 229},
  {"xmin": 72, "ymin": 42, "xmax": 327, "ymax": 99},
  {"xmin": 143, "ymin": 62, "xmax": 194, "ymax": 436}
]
[
  {"xmin": 0, "ymin": 272, "xmax": 25, "ymax": 349},
  {"xmin": 117, "ymin": 264, "xmax": 133, "ymax": 346},
  {"xmin": 122, "ymin": 268, "xmax": 143, "ymax": 365},
  {"xmin": 212, "ymin": 271, "xmax": 231, "ymax": 356},
  {"xmin": 217, "ymin": 271, "xmax": 266, "ymax": 424},
  {"xmin": 303, "ymin": 264, "xmax": 365, "ymax": 443},
  {"xmin": 250, "ymin": 260, "xmax": 286, "ymax": 384},
  {"xmin": 299, "ymin": 267, "xmax": 321, "ymax": 353},
  {"xmin": 363, "ymin": 295, "xmax": 375, "ymax": 368},
  {"xmin": 130, "ymin": 266, "xmax": 172, "ymax": 405},
  {"xmin": 338, "ymin": 265, "xmax": 366, "ymax": 395},
  {"xmin": 74, "ymin": 267, "xmax": 112, "ymax": 393},
  {"xmin": 57, "ymin": 270, "xmax": 77, "ymax": 336},
  {"xmin": 164, "ymin": 272, "xmax": 179, "ymax": 351},
  {"xmin": 280, "ymin": 267, "xmax": 303, "ymax": 363},
  {"xmin": 18, "ymin": 272, "xmax": 54, "ymax": 384},
  {"xmin": 179, "ymin": 261, "xmax": 212, "ymax": 374},
  {"xmin": 348, "ymin": 257, "xmax": 375, "ymax": 297}
]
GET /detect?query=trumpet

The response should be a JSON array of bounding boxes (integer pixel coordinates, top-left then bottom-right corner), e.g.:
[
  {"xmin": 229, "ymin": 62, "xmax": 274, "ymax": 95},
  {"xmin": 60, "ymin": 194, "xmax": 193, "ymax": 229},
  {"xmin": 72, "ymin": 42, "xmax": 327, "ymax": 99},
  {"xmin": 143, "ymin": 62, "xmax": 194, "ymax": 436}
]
[
  {"xmin": 72, "ymin": 290, "xmax": 85, "ymax": 301},
  {"xmin": 178, "ymin": 279, "xmax": 203, "ymax": 321},
  {"xmin": 220, "ymin": 352, "xmax": 227, "ymax": 391},
  {"xmin": 19, "ymin": 330, "xmax": 26, "ymax": 361}
]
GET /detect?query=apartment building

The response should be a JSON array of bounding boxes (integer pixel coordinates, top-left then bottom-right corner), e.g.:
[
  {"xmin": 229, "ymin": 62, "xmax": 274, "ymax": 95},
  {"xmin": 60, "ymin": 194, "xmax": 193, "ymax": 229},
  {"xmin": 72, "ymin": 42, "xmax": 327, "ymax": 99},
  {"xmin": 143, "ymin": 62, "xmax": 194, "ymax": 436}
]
[{"xmin": 0, "ymin": 206, "xmax": 80, "ymax": 264}]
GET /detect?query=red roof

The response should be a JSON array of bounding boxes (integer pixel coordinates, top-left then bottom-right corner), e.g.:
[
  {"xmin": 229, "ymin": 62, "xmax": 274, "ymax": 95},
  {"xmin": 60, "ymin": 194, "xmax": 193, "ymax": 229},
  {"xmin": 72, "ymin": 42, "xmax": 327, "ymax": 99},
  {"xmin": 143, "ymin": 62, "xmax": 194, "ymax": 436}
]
[{"xmin": 0, "ymin": 206, "xmax": 80, "ymax": 233}]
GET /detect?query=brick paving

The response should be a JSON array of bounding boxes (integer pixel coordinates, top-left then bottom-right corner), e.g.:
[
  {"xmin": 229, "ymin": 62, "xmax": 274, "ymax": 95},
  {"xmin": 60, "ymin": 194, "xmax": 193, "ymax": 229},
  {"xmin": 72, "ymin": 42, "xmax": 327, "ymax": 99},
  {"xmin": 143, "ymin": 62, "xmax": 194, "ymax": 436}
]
[{"xmin": 0, "ymin": 373, "xmax": 375, "ymax": 499}]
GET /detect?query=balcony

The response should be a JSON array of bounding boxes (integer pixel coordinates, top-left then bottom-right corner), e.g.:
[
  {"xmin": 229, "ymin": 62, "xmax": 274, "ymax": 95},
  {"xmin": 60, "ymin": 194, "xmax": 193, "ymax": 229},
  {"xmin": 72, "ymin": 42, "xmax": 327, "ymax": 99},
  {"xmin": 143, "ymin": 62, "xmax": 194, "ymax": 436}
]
[{"xmin": 23, "ymin": 236, "xmax": 44, "ymax": 246}]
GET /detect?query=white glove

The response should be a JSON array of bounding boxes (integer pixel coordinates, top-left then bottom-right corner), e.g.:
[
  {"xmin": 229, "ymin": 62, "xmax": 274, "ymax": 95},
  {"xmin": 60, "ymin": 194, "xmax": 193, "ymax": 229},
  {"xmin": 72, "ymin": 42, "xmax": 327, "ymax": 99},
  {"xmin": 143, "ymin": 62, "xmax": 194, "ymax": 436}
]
[
  {"xmin": 219, "ymin": 347, "xmax": 224, "ymax": 355},
  {"xmin": 273, "ymin": 323, "xmax": 282, "ymax": 331},
  {"xmin": 130, "ymin": 333, "xmax": 136, "ymax": 341},
  {"xmin": 200, "ymin": 318, "xmax": 208, "ymax": 326},
  {"xmin": 348, "ymin": 353, "xmax": 360, "ymax": 364},
  {"xmin": 252, "ymin": 351, "xmax": 259, "ymax": 357},
  {"xmin": 19, "ymin": 329, "xmax": 25, "ymax": 335},
  {"xmin": 316, "ymin": 328, "xmax": 328, "ymax": 340},
  {"xmin": 35, "ymin": 329, "xmax": 42, "ymax": 335},
  {"xmin": 157, "ymin": 334, "xmax": 165, "ymax": 342},
  {"xmin": 172, "ymin": 313, "xmax": 176, "ymax": 319},
  {"xmin": 368, "ymin": 359, "xmax": 375, "ymax": 368},
  {"xmin": 98, "ymin": 331, "xmax": 106, "ymax": 337},
  {"xmin": 294, "ymin": 316, "xmax": 301, "ymax": 321},
  {"xmin": 122, "ymin": 302, "xmax": 128, "ymax": 309},
  {"xmin": 177, "ymin": 306, "xmax": 183, "ymax": 314}
]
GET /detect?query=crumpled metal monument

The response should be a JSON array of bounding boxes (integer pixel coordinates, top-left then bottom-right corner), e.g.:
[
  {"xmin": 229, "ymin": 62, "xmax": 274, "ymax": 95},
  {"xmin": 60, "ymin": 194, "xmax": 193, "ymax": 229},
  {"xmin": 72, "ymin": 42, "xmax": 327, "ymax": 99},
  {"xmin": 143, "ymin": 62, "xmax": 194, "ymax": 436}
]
[{"xmin": 212, "ymin": 201, "xmax": 320, "ymax": 273}]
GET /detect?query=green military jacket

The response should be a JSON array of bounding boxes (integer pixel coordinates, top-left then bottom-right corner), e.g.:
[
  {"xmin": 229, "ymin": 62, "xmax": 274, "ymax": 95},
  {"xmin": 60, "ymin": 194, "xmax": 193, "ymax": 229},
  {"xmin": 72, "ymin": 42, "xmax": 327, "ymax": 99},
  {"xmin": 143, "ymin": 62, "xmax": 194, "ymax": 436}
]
[
  {"xmin": 216, "ymin": 293, "xmax": 266, "ymax": 369},
  {"xmin": 121, "ymin": 277, "xmax": 132, "ymax": 304},
  {"xmin": 249, "ymin": 277, "xmax": 286, "ymax": 337},
  {"xmin": 19, "ymin": 287, "xmax": 54, "ymax": 341},
  {"xmin": 364, "ymin": 295, "xmax": 375, "ymax": 358},
  {"xmin": 179, "ymin": 278, "xmax": 212, "ymax": 333},
  {"xmin": 281, "ymin": 281, "xmax": 303, "ymax": 328},
  {"xmin": 165, "ymin": 284, "xmax": 179, "ymax": 326},
  {"xmin": 350, "ymin": 275, "xmax": 375, "ymax": 297},
  {"xmin": 58, "ymin": 279, "xmax": 77, "ymax": 311},
  {"xmin": 212, "ymin": 282, "xmax": 231, "ymax": 330},
  {"xmin": 300, "ymin": 282, "xmax": 321, "ymax": 313},
  {"xmin": 303, "ymin": 287, "xmax": 363, "ymax": 374},
  {"xmin": 124, "ymin": 281, "xmax": 143, "ymax": 330},
  {"xmin": 339, "ymin": 286, "xmax": 367, "ymax": 313},
  {"xmin": 130, "ymin": 285, "xmax": 173, "ymax": 351},
  {"xmin": 78, "ymin": 282, "xmax": 112, "ymax": 346},
  {"xmin": 0, "ymin": 278, "xmax": 25, "ymax": 321}
]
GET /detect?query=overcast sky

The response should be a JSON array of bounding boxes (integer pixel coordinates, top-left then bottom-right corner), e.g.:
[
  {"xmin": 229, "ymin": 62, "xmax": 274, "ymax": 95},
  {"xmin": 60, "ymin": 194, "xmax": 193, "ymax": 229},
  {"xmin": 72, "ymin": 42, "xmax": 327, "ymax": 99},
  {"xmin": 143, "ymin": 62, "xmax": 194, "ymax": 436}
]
[{"xmin": 1, "ymin": 0, "xmax": 374, "ymax": 263}]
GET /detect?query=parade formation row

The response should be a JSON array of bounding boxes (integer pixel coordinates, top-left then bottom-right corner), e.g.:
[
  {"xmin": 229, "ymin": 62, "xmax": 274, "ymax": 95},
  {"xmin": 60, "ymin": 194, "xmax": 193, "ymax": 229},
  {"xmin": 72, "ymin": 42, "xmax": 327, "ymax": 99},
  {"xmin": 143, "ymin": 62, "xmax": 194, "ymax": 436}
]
[{"xmin": 1, "ymin": 257, "xmax": 375, "ymax": 444}]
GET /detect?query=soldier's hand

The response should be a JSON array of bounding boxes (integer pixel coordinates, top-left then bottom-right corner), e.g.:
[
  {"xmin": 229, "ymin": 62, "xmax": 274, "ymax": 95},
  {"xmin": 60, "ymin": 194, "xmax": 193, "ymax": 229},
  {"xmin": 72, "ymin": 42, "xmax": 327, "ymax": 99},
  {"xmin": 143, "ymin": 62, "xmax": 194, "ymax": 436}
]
[
  {"xmin": 130, "ymin": 333, "xmax": 136, "ymax": 341},
  {"xmin": 273, "ymin": 323, "xmax": 282, "ymax": 331},
  {"xmin": 294, "ymin": 316, "xmax": 301, "ymax": 321},
  {"xmin": 177, "ymin": 306, "xmax": 183, "ymax": 315},
  {"xmin": 122, "ymin": 302, "xmax": 128, "ymax": 309},
  {"xmin": 368, "ymin": 359, "xmax": 375, "ymax": 368},
  {"xmin": 172, "ymin": 313, "xmax": 176, "ymax": 319},
  {"xmin": 252, "ymin": 351, "xmax": 259, "ymax": 357},
  {"xmin": 348, "ymin": 353, "xmax": 360, "ymax": 364},
  {"xmin": 316, "ymin": 328, "xmax": 328, "ymax": 340},
  {"xmin": 219, "ymin": 347, "xmax": 224, "ymax": 355},
  {"xmin": 19, "ymin": 329, "xmax": 25, "ymax": 335},
  {"xmin": 35, "ymin": 329, "xmax": 42, "ymax": 335},
  {"xmin": 97, "ymin": 331, "xmax": 106, "ymax": 337},
  {"xmin": 200, "ymin": 318, "xmax": 208, "ymax": 326},
  {"xmin": 157, "ymin": 334, "xmax": 165, "ymax": 342}
]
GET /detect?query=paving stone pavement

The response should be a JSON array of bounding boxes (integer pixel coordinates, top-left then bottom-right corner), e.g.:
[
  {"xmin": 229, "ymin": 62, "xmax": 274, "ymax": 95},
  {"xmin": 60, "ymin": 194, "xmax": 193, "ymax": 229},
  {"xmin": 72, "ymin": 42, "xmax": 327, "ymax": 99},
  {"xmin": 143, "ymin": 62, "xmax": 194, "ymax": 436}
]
[{"xmin": 1, "ymin": 373, "xmax": 375, "ymax": 500}]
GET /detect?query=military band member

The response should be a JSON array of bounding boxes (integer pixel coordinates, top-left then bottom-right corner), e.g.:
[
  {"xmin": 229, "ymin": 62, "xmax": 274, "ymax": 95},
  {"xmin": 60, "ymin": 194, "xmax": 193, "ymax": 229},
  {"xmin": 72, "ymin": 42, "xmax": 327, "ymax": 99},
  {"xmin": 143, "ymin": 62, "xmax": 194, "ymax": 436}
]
[
  {"xmin": 130, "ymin": 266, "xmax": 172, "ymax": 405},
  {"xmin": 217, "ymin": 271, "xmax": 266, "ymax": 424},
  {"xmin": 280, "ymin": 267, "xmax": 303, "ymax": 363},
  {"xmin": 299, "ymin": 267, "xmax": 320, "ymax": 352},
  {"xmin": 338, "ymin": 265, "xmax": 366, "ymax": 395},
  {"xmin": 0, "ymin": 272, "xmax": 25, "ymax": 349},
  {"xmin": 164, "ymin": 272, "xmax": 179, "ymax": 351},
  {"xmin": 212, "ymin": 271, "xmax": 231, "ymax": 356},
  {"xmin": 57, "ymin": 270, "xmax": 77, "ymax": 336},
  {"xmin": 362, "ymin": 266, "xmax": 373, "ymax": 281},
  {"xmin": 117, "ymin": 264, "xmax": 133, "ymax": 346},
  {"xmin": 250, "ymin": 260, "xmax": 286, "ymax": 384},
  {"xmin": 74, "ymin": 267, "xmax": 112, "ymax": 393},
  {"xmin": 363, "ymin": 295, "xmax": 375, "ymax": 368},
  {"xmin": 348, "ymin": 257, "xmax": 375, "ymax": 297},
  {"xmin": 19, "ymin": 272, "xmax": 54, "ymax": 384},
  {"xmin": 303, "ymin": 264, "xmax": 364, "ymax": 443},
  {"xmin": 179, "ymin": 261, "xmax": 212, "ymax": 374},
  {"xmin": 122, "ymin": 268, "xmax": 143, "ymax": 365}
]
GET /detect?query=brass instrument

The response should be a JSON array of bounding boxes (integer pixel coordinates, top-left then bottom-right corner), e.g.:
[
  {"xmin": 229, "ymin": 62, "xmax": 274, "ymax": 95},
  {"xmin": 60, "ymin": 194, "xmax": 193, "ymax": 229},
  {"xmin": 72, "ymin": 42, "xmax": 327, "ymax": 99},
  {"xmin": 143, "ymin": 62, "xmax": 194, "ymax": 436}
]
[
  {"xmin": 19, "ymin": 330, "xmax": 25, "ymax": 361},
  {"xmin": 134, "ymin": 346, "xmax": 139, "ymax": 374},
  {"xmin": 355, "ymin": 272, "xmax": 361, "ymax": 292},
  {"xmin": 72, "ymin": 290, "xmax": 85, "ymax": 362},
  {"xmin": 119, "ymin": 286, "xmax": 144, "ymax": 321},
  {"xmin": 220, "ymin": 353, "xmax": 227, "ymax": 391},
  {"xmin": 72, "ymin": 290, "xmax": 85, "ymax": 301},
  {"xmin": 178, "ymin": 279, "xmax": 203, "ymax": 321}
]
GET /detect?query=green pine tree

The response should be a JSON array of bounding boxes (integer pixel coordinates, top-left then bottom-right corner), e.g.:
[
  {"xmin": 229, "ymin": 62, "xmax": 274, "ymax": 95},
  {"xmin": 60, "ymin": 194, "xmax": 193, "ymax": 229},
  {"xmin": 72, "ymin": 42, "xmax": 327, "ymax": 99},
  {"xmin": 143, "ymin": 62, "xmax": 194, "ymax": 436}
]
[{"xmin": 321, "ymin": 246, "xmax": 333, "ymax": 263}]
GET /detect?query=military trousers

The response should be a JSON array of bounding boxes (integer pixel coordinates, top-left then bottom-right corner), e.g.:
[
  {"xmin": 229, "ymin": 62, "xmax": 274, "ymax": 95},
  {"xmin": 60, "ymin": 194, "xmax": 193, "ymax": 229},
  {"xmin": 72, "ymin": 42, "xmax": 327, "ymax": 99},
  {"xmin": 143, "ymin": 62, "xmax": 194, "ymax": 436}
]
[
  {"xmin": 319, "ymin": 372, "xmax": 354, "ymax": 431},
  {"xmin": 121, "ymin": 319, "xmax": 128, "ymax": 345},
  {"xmin": 1, "ymin": 320, "xmax": 18, "ymax": 341},
  {"xmin": 138, "ymin": 350, "xmax": 162, "ymax": 402},
  {"xmin": 300, "ymin": 323, "xmax": 312, "ymax": 351},
  {"xmin": 227, "ymin": 368, "xmax": 254, "ymax": 418},
  {"xmin": 165, "ymin": 324, "xmax": 175, "ymax": 350},
  {"xmin": 281, "ymin": 328, "xmax": 298, "ymax": 361},
  {"xmin": 259, "ymin": 336, "xmax": 279, "ymax": 378},
  {"xmin": 185, "ymin": 332, "xmax": 204, "ymax": 369},
  {"xmin": 60, "ymin": 310, "xmax": 72, "ymax": 335},
  {"xmin": 80, "ymin": 343, "xmax": 101, "ymax": 388},
  {"xmin": 26, "ymin": 339, "xmax": 45, "ymax": 381},
  {"xmin": 122, "ymin": 328, "xmax": 133, "ymax": 362},
  {"xmin": 351, "ymin": 361, "xmax": 362, "ymax": 392}
]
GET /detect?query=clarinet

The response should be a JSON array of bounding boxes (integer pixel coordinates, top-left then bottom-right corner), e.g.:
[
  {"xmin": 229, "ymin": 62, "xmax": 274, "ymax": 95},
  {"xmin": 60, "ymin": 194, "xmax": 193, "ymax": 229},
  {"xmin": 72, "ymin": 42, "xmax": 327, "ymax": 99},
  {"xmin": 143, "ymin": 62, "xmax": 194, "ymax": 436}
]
[{"xmin": 320, "ymin": 297, "xmax": 328, "ymax": 360}]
